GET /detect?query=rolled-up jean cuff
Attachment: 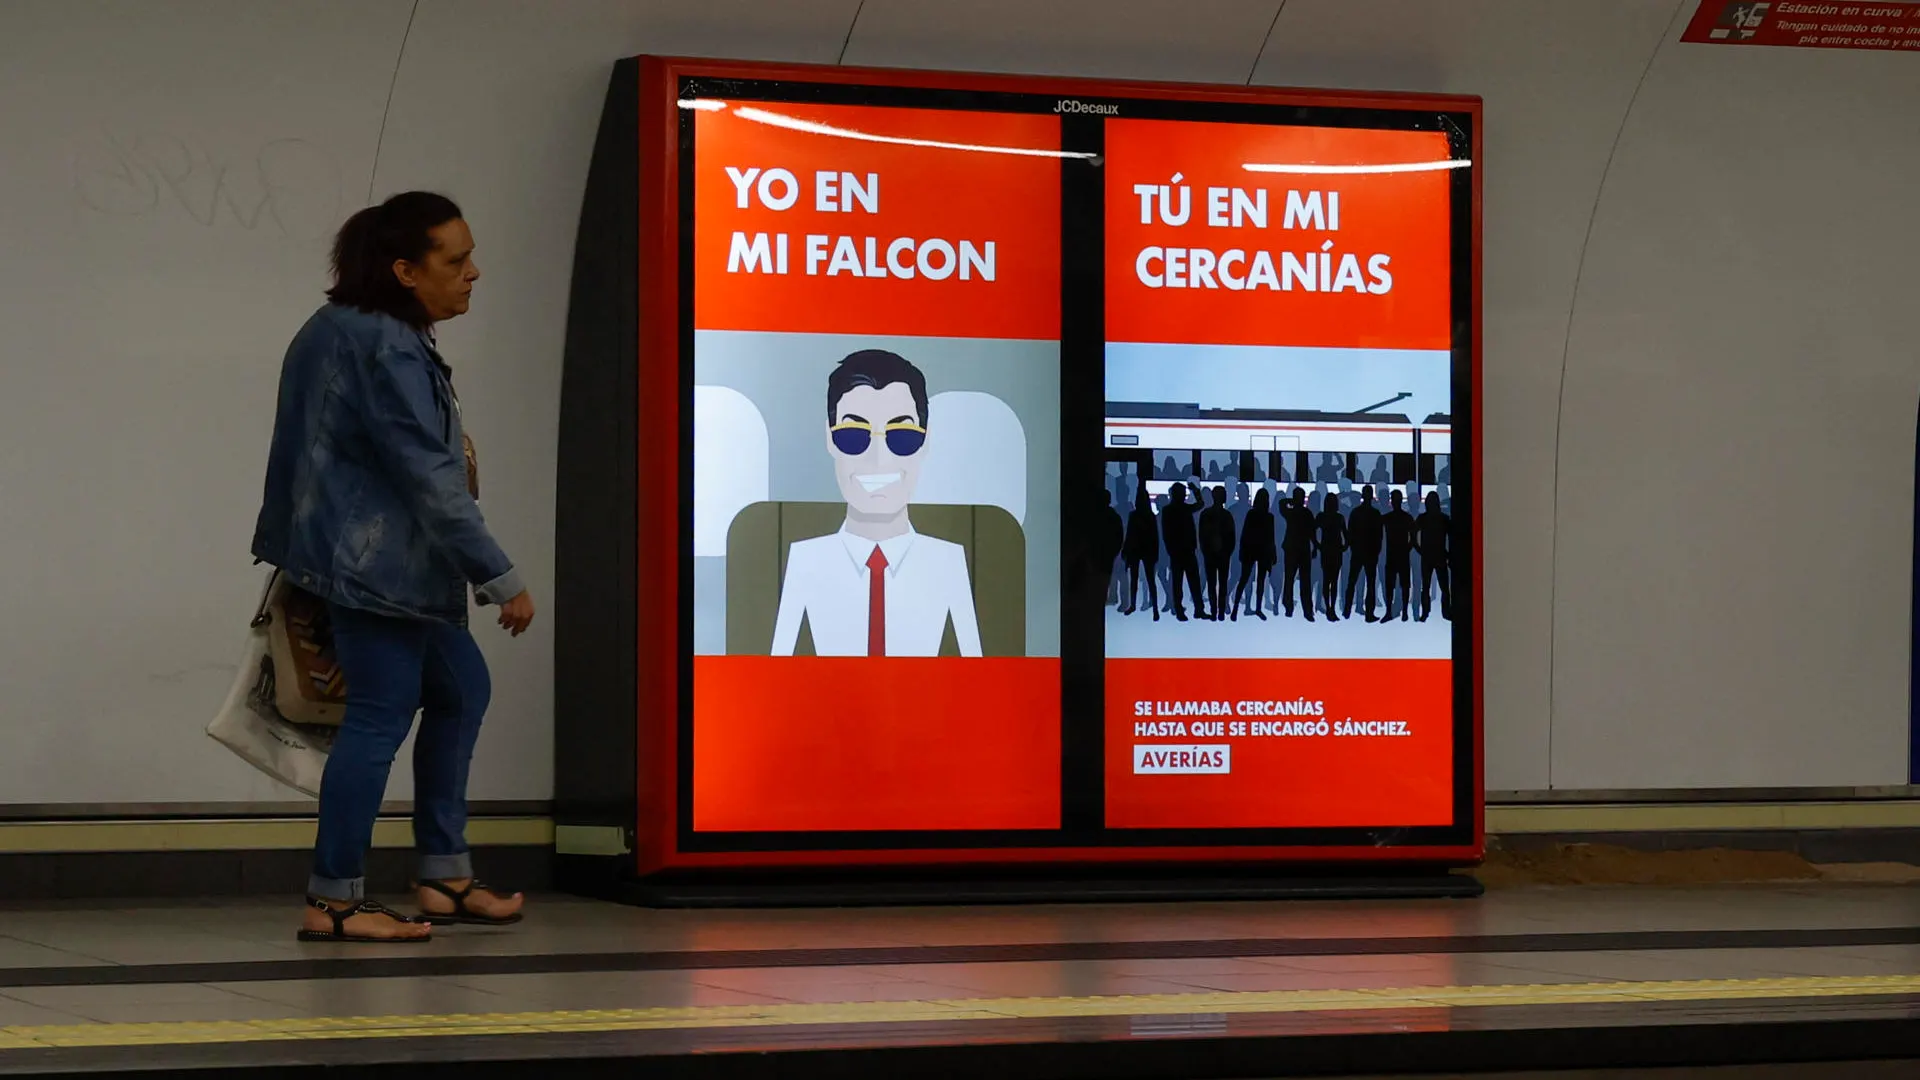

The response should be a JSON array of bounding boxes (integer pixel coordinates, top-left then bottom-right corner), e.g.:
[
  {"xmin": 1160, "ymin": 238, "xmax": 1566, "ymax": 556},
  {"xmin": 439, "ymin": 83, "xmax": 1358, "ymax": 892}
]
[
  {"xmin": 418, "ymin": 852, "xmax": 472, "ymax": 881},
  {"xmin": 308, "ymin": 875, "xmax": 364, "ymax": 902}
]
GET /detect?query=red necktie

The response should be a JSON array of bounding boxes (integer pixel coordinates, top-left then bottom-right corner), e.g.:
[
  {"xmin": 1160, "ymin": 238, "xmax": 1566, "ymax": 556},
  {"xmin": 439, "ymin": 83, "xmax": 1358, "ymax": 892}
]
[{"xmin": 866, "ymin": 546, "xmax": 888, "ymax": 657}]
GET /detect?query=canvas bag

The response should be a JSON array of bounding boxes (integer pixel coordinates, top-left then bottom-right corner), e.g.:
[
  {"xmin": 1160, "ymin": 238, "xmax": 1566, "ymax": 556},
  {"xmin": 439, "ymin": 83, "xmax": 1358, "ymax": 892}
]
[
  {"xmin": 206, "ymin": 569, "xmax": 339, "ymax": 797},
  {"xmin": 257, "ymin": 570, "xmax": 348, "ymax": 726}
]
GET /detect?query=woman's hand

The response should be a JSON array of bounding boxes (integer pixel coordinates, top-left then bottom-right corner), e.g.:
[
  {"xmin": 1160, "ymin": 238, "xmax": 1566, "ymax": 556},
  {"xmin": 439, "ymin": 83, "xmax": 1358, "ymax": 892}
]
[{"xmin": 497, "ymin": 590, "xmax": 535, "ymax": 636}]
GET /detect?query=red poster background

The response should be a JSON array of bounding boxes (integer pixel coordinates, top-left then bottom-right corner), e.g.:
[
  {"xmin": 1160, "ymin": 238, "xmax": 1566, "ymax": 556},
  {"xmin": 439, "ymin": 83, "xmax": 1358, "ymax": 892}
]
[
  {"xmin": 1682, "ymin": 0, "xmax": 1920, "ymax": 50},
  {"xmin": 693, "ymin": 103, "xmax": 1061, "ymax": 339},
  {"xmin": 1105, "ymin": 118, "xmax": 1453, "ymax": 350},
  {"xmin": 1105, "ymin": 659, "xmax": 1453, "ymax": 830},
  {"xmin": 693, "ymin": 657, "xmax": 1061, "ymax": 832}
]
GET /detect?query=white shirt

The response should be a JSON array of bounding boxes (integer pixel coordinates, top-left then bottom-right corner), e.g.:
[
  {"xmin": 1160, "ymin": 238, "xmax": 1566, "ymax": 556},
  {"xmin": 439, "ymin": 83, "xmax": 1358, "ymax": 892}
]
[{"xmin": 770, "ymin": 524, "xmax": 983, "ymax": 657}]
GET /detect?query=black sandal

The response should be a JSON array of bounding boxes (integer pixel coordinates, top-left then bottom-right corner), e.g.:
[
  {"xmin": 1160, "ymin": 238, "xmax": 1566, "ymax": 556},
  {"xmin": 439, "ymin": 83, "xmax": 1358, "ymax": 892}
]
[
  {"xmin": 416, "ymin": 879, "xmax": 524, "ymax": 926},
  {"xmin": 297, "ymin": 896, "xmax": 432, "ymax": 943}
]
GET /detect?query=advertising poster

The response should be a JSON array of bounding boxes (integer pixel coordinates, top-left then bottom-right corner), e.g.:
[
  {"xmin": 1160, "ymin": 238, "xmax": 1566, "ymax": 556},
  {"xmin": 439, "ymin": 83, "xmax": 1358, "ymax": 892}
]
[
  {"xmin": 688, "ymin": 101, "xmax": 1064, "ymax": 833},
  {"xmin": 1101, "ymin": 118, "xmax": 1459, "ymax": 830}
]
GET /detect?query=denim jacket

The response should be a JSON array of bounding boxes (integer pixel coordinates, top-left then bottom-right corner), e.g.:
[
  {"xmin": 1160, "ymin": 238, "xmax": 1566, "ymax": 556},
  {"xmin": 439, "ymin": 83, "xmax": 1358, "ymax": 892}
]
[{"xmin": 251, "ymin": 303, "xmax": 522, "ymax": 622}]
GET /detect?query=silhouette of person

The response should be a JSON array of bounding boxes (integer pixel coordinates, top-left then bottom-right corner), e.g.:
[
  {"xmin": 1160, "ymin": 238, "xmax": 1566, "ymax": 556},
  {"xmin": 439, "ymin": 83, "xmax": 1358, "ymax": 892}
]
[
  {"xmin": 1199, "ymin": 485, "xmax": 1235, "ymax": 621},
  {"xmin": 1120, "ymin": 484, "xmax": 1159, "ymax": 621},
  {"xmin": 1098, "ymin": 488, "xmax": 1126, "ymax": 610},
  {"xmin": 1344, "ymin": 484, "xmax": 1384, "ymax": 622},
  {"xmin": 1310, "ymin": 465, "xmax": 1336, "ymax": 606},
  {"xmin": 1316, "ymin": 492, "xmax": 1348, "ymax": 622},
  {"xmin": 1167, "ymin": 474, "xmax": 1205, "ymax": 611},
  {"xmin": 1107, "ymin": 470, "xmax": 1131, "ymax": 605},
  {"xmin": 1368, "ymin": 454, "xmax": 1391, "ymax": 488},
  {"xmin": 1160, "ymin": 482, "xmax": 1206, "ymax": 621},
  {"xmin": 1381, "ymin": 488, "xmax": 1416, "ymax": 622},
  {"xmin": 1415, "ymin": 490, "xmax": 1452, "ymax": 621},
  {"xmin": 1224, "ymin": 481, "xmax": 1251, "ymax": 602},
  {"xmin": 1315, "ymin": 452, "xmax": 1342, "ymax": 486},
  {"xmin": 1230, "ymin": 487, "xmax": 1277, "ymax": 622},
  {"xmin": 1256, "ymin": 479, "xmax": 1280, "ymax": 614},
  {"xmin": 1154, "ymin": 490, "xmax": 1176, "ymax": 612},
  {"xmin": 1280, "ymin": 486, "xmax": 1317, "ymax": 620},
  {"xmin": 1159, "ymin": 454, "xmax": 1181, "ymax": 480}
]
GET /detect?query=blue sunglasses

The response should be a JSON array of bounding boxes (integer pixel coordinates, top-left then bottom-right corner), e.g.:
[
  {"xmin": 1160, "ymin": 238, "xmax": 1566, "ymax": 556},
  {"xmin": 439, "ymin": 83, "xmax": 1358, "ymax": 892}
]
[{"xmin": 830, "ymin": 419, "xmax": 927, "ymax": 457}]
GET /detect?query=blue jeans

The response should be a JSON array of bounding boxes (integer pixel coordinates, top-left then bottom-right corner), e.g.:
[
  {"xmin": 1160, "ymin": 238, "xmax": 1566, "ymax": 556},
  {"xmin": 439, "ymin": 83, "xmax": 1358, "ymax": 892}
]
[{"xmin": 309, "ymin": 603, "xmax": 491, "ymax": 900}]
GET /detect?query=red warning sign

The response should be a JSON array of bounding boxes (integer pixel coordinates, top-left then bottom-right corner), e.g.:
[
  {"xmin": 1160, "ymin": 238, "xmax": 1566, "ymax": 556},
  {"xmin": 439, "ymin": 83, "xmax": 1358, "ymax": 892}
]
[{"xmin": 1683, "ymin": 0, "xmax": 1920, "ymax": 50}]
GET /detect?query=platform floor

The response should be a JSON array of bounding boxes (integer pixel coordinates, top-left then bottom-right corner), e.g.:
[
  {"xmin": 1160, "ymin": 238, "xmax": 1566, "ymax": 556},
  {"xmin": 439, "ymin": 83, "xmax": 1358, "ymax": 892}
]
[{"xmin": 1, "ymin": 884, "xmax": 1919, "ymax": 1076}]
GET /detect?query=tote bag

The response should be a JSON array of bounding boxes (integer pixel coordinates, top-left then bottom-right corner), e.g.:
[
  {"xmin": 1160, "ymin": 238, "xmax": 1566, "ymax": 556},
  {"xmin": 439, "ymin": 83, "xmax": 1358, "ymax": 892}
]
[{"xmin": 205, "ymin": 569, "xmax": 339, "ymax": 797}]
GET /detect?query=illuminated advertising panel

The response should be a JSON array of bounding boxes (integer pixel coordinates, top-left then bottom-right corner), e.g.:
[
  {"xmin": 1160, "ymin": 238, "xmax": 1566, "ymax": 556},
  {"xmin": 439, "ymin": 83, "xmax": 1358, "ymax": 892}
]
[
  {"xmin": 555, "ymin": 57, "xmax": 1479, "ymax": 876},
  {"xmin": 1101, "ymin": 119, "xmax": 1459, "ymax": 831},
  {"xmin": 688, "ymin": 101, "xmax": 1065, "ymax": 834}
]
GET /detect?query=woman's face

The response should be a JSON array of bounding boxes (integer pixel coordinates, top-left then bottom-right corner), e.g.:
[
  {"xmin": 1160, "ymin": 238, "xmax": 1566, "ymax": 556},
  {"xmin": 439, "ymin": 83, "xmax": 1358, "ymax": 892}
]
[{"xmin": 395, "ymin": 218, "xmax": 480, "ymax": 323}]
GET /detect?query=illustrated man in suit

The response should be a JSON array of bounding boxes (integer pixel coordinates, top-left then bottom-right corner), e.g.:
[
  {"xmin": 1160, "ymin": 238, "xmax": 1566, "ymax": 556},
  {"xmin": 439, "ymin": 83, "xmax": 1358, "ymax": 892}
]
[{"xmin": 770, "ymin": 350, "xmax": 981, "ymax": 657}]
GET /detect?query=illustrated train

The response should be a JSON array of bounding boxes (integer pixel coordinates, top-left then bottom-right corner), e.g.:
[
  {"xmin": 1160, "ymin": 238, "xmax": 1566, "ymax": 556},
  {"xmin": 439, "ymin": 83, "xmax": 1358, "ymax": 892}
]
[{"xmin": 1104, "ymin": 401, "xmax": 1452, "ymax": 501}]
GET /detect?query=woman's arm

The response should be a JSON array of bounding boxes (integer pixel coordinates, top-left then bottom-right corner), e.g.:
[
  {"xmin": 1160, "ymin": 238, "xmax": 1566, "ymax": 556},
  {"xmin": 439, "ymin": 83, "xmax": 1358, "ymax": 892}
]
[{"xmin": 356, "ymin": 344, "xmax": 522, "ymax": 604}]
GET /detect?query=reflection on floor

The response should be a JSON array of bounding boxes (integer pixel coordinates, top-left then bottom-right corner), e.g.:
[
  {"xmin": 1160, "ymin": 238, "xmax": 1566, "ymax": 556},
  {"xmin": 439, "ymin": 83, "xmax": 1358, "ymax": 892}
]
[{"xmin": 2, "ymin": 884, "xmax": 1919, "ymax": 1074}]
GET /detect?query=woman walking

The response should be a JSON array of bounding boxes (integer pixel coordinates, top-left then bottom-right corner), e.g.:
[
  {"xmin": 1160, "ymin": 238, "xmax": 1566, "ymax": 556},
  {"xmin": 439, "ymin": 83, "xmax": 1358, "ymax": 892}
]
[{"xmin": 253, "ymin": 192, "xmax": 534, "ymax": 942}]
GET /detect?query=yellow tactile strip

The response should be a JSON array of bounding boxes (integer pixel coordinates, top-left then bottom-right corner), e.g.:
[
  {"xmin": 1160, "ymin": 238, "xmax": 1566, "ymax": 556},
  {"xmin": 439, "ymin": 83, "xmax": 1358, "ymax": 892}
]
[{"xmin": 4, "ymin": 974, "xmax": 1920, "ymax": 1051}]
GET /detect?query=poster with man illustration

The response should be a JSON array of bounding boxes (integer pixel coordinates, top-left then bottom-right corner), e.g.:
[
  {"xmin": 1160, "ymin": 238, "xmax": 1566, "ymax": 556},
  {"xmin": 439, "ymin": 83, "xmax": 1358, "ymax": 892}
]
[{"xmin": 687, "ymin": 100, "xmax": 1063, "ymax": 834}]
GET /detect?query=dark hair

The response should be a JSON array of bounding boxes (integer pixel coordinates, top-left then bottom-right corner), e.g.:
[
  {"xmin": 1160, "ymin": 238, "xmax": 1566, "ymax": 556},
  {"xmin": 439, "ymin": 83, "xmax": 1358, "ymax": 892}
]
[
  {"xmin": 827, "ymin": 350, "xmax": 929, "ymax": 426},
  {"xmin": 327, "ymin": 191, "xmax": 464, "ymax": 327}
]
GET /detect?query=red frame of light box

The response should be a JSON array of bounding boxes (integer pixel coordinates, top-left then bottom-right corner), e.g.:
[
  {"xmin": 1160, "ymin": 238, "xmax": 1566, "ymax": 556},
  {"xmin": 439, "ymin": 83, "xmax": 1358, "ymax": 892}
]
[{"xmin": 632, "ymin": 54, "xmax": 1484, "ymax": 875}]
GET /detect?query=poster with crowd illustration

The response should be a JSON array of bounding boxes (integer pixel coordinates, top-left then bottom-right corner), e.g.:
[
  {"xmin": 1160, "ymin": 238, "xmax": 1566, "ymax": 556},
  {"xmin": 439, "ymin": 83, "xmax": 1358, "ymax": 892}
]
[
  {"xmin": 1097, "ymin": 115, "xmax": 1461, "ymax": 832},
  {"xmin": 1101, "ymin": 343, "xmax": 1452, "ymax": 661}
]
